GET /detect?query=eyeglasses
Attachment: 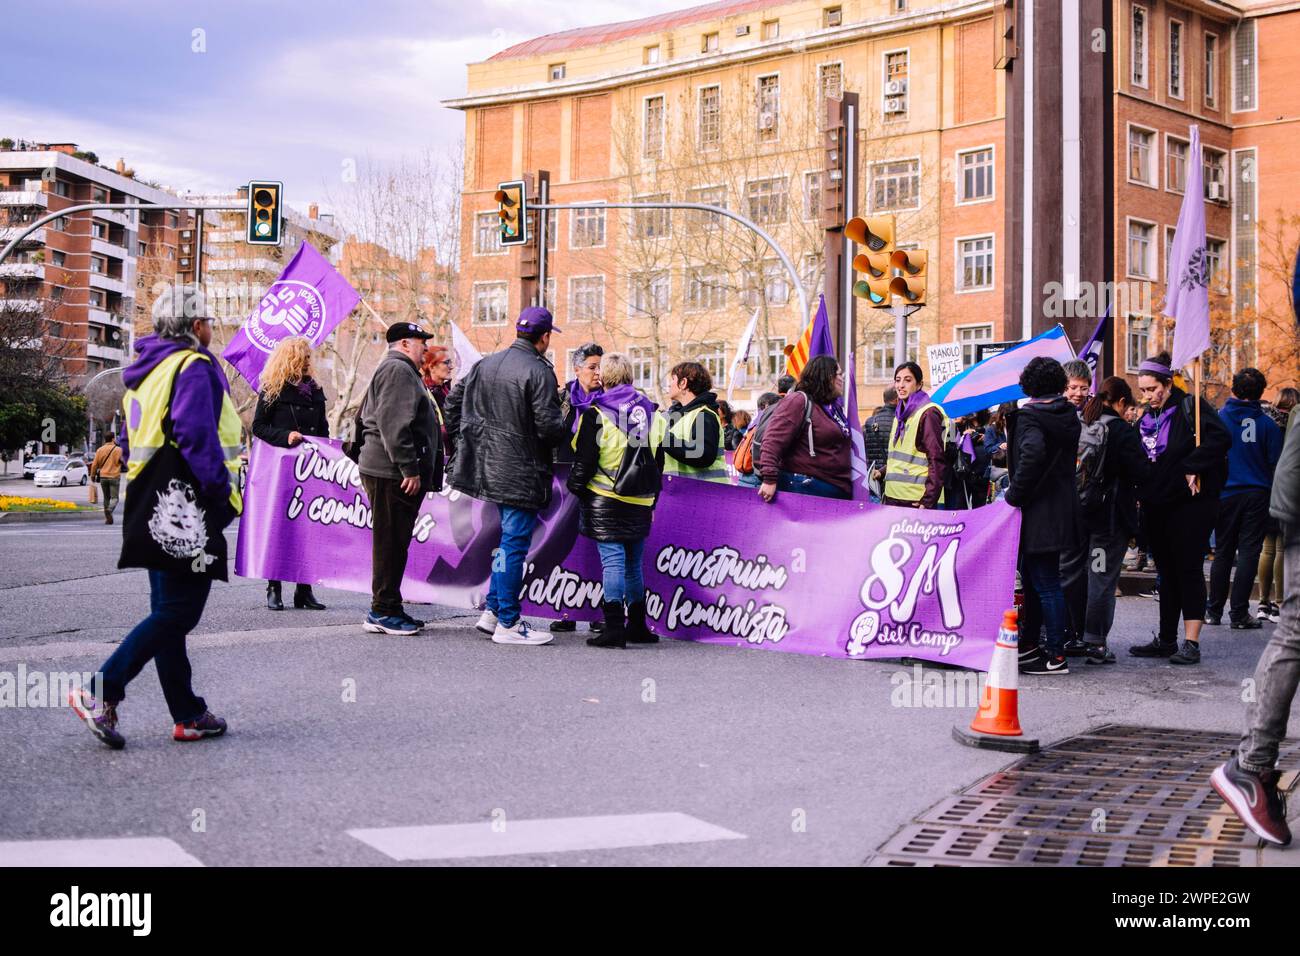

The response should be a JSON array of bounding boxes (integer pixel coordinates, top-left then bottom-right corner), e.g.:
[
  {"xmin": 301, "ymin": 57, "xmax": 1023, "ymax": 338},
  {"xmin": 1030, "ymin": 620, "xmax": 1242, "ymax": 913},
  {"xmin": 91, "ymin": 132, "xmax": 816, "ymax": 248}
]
[{"xmin": 440, "ymin": 360, "xmax": 454, "ymax": 369}]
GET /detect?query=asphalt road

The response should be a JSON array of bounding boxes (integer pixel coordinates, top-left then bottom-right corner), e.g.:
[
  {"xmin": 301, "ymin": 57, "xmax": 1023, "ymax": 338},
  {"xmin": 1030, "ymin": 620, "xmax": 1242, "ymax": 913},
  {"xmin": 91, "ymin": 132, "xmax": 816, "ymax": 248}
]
[{"xmin": 0, "ymin": 513, "xmax": 1295, "ymax": 866}]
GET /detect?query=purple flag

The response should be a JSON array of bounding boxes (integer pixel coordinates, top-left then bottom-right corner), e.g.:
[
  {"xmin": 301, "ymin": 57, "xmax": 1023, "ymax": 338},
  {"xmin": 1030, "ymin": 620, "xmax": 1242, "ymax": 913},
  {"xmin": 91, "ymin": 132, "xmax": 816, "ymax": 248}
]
[
  {"xmin": 1166, "ymin": 124, "xmax": 1212, "ymax": 371},
  {"xmin": 222, "ymin": 241, "xmax": 361, "ymax": 390},
  {"xmin": 1078, "ymin": 304, "xmax": 1111, "ymax": 388},
  {"xmin": 844, "ymin": 350, "xmax": 873, "ymax": 500},
  {"xmin": 809, "ymin": 293, "xmax": 835, "ymax": 361},
  {"xmin": 237, "ymin": 439, "xmax": 1022, "ymax": 670}
]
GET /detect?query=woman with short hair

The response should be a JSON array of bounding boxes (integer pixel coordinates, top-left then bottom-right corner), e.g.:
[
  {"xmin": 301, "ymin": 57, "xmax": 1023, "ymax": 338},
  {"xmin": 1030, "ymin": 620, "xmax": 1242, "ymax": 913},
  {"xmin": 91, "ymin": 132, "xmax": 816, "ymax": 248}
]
[{"xmin": 252, "ymin": 336, "xmax": 330, "ymax": 611}]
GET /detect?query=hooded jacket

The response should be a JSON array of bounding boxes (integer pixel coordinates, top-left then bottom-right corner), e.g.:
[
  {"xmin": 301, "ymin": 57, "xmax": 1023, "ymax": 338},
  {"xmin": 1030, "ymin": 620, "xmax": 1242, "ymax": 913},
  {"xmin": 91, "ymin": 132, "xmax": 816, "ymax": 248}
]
[
  {"xmin": 1219, "ymin": 397, "xmax": 1283, "ymax": 497},
  {"xmin": 661, "ymin": 391, "xmax": 723, "ymax": 469},
  {"xmin": 119, "ymin": 335, "xmax": 234, "ymax": 507},
  {"xmin": 567, "ymin": 385, "xmax": 663, "ymax": 541},
  {"xmin": 445, "ymin": 338, "xmax": 569, "ymax": 511},
  {"xmin": 1005, "ymin": 396, "xmax": 1083, "ymax": 554}
]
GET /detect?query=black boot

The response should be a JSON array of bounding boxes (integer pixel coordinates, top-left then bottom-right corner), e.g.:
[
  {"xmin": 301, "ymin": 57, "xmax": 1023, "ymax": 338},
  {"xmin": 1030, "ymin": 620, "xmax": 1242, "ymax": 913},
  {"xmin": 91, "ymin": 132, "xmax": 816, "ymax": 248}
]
[
  {"xmin": 587, "ymin": 601, "xmax": 626, "ymax": 648},
  {"xmin": 266, "ymin": 581, "xmax": 284, "ymax": 611},
  {"xmin": 550, "ymin": 619, "xmax": 577, "ymax": 632},
  {"xmin": 625, "ymin": 600, "xmax": 657, "ymax": 644},
  {"xmin": 293, "ymin": 584, "xmax": 326, "ymax": 610}
]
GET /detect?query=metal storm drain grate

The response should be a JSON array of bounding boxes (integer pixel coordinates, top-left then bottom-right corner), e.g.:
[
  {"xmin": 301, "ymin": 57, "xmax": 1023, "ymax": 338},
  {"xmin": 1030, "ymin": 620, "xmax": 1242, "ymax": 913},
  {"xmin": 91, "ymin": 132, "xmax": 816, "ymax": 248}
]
[{"xmin": 867, "ymin": 725, "xmax": 1299, "ymax": 867}]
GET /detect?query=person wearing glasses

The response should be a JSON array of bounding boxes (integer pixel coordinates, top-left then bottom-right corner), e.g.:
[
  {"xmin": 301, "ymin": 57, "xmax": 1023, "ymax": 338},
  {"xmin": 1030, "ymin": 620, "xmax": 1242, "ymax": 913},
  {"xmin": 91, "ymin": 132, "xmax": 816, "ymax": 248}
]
[
  {"xmin": 553, "ymin": 341, "xmax": 605, "ymax": 634},
  {"xmin": 756, "ymin": 355, "xmax": 853, "ymax": 501},
  {"xmin": 421, "ymin": 345, "xmax": 456, "ymax": 464}
]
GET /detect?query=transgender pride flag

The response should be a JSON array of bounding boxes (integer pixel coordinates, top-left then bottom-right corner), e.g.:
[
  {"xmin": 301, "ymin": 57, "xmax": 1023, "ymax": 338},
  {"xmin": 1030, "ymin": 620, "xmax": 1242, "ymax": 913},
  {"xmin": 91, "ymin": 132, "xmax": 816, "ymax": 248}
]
[{"xmin": 930, "ymin": 324, "xmax": 1077, "ymax": 418}]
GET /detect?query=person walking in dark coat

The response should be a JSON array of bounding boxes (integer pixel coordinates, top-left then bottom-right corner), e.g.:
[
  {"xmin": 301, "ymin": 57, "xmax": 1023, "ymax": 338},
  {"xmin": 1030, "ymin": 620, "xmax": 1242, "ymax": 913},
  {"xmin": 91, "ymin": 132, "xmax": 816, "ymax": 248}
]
[
  {"xmin": 1129, "ymin": 352, "xmax": 1231, "ymax": 665},
  {"xmin": 252, "ymin": 336, "xmax": 330, "ymax": 611},
  {"xmin": 1205, "ymin": 367, "xmax": 1283, "ymax": 630},
  {"xmin": 446, "ymin": 307, "xmax": 569, "ymax": 646},
  {"xmin": 1077, "ymin": 377, "xmax": 1151, "ymax": 664},
  {"xmin": 1004, "ymin": 357, "xmax": 1083, "ymax": 676},
  {"xmin": 862, "ymin": 386, "xmax": 898, "ymax": 473},
  {"xmin": 566, "ymin": 353, "xmax": 664, "ymax": 649}
]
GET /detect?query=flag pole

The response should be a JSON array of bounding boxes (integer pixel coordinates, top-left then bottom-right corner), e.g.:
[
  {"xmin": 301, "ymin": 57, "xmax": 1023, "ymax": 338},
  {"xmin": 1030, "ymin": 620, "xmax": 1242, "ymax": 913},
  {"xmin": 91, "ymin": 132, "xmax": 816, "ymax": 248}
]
[{"xmin": 1193, "ymin": 356, "xmax": 1202, "ymax": 446}]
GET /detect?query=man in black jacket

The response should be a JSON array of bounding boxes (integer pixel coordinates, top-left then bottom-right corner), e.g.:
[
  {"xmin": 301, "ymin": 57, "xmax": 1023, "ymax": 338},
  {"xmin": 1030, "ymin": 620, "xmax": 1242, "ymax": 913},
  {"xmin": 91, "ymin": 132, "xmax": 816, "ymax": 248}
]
[
  {"xmin": 863, "ymin": 386, "xmax": 897, "ymax": 472},
  {"xmin": 1005, "ymin": 357, "xmax": 1083, "ymax": 676},
  {"xmin": 358, "ymin": 322, "xmax": 440, "ymax": 636},
  {"xmin": 446, "ymin": 307, "xmax": 569, "ymax": 646}
]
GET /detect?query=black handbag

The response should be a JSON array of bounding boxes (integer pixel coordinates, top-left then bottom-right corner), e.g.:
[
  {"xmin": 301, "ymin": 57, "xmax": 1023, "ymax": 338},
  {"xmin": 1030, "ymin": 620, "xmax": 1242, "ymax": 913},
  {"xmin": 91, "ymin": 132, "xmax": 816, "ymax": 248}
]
[{"xmin": 118, "ymin": 365, "xmax": 230, "ymax": 581}]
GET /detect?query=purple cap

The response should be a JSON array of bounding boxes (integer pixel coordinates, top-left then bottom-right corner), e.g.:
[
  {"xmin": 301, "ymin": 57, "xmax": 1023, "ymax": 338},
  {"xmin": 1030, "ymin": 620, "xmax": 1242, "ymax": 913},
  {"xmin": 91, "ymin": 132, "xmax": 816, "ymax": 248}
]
[{"xmin": 516, "ymin": 307, "xmax": 560, "ymax": 335}]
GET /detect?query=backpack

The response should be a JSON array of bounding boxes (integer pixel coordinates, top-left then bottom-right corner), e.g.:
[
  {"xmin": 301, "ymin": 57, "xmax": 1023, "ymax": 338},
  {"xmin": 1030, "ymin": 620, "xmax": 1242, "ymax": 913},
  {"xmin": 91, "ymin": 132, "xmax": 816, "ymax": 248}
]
[
  {"xmin": 597, "ymin": 408, "xmax": 661, "ymax": 499},
  {"xmin": 741, "ymin": 395, "xmax": 814, "ymax": 475},
  {"xmin": 733, "ymin": 409, "xmax": 765, "ymax": 474},
  {"xmin": 1076, "ymin": 416, "xmax": 1111, "ymax": 514},
  {"xmin": 342, "ymin": 400, "xmax": 366, "ymax": 463}
]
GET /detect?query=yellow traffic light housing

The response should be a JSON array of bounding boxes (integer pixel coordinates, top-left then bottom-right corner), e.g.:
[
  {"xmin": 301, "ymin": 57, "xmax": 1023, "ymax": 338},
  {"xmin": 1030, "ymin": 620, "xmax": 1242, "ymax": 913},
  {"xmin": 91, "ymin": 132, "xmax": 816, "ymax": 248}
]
[
  {"xmin": 852, "ymin": 275, "xmax": 895, "ymax": 305},
  {"xmin": 844, "ymin": 215, "xmax": 895, "ymax": 252},
  {"xmin": 246, "ymin": 180, "xmax": 283, "ymax": 246},
  {"xmin": 495, "ymin": 180, "xmax": 528, "ymax": 246},
  {"xmin": 889, "ymin": 248, "xmax": 927, "ymax": 303},
  {"xmin": 852, "ymin": 251, "xmax": 894, "ymax": 278}
]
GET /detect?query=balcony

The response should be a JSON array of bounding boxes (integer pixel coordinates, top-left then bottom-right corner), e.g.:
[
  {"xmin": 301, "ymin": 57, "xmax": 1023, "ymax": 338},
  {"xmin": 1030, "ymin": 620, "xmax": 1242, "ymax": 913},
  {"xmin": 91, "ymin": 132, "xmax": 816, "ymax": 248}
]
[
  {"xmin": 0, "ymin": 298, "xmax": 42, "ymax": 313},
  {"xmin": 87, "ymin": 340, "xmax": 127, "ymax": 362},
  {"xmin": 207, "ymin": 256, "xmax": 282, "ymax": 273},
  {"xmin": 0, "ymin": 190, "xmax": 48, "ymax": 209},
  {"xmin": 0, "ymin": 262, "xmax": 44, "ymax": 280},
  {"xmin": 96, "ymin": 209, "xmax": 131, "ymax": 227},
  {"xmin": 91, "ymin": 237, "xmax": 127, "ymax": 260},
  {"xmin": 88, "ymin": 272, "xmax": 127, "ymax": 295},
  {"xmin": 0, "ymin": 226, "xmax": 45, "ymax": 245},
  {"xmin": 88, "ymin": 307, "xmax": 128, "ymax": 328}
]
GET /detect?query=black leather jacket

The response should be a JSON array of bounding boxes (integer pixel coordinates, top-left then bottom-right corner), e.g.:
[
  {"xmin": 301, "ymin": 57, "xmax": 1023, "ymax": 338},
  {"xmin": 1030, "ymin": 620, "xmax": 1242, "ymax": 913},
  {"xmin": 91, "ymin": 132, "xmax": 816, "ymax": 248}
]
[{"xmin": 445, "ymin": 338, "xmax": 569, "ymax": 511}]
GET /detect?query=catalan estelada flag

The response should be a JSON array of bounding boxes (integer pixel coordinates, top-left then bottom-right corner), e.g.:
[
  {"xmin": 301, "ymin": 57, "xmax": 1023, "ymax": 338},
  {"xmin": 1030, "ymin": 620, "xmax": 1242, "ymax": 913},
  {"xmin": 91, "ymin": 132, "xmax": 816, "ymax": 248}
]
[{"xmin": 784, "ymin": 294, "xmax": 834, "ymax": 378}]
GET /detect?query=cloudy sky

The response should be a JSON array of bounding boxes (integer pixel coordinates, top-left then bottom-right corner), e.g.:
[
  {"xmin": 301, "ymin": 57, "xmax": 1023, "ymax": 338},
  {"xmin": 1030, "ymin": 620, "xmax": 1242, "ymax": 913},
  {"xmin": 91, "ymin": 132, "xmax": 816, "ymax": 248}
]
[{"xmin": 0, "ymin": 0, "xmax": 692, "ymax": 211}]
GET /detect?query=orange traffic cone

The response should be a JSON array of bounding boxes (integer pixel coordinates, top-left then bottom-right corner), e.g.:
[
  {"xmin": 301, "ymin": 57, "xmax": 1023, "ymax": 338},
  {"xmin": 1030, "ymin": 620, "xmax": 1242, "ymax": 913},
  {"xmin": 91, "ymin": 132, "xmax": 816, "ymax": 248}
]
[{"xmin": 952, "ymin": 609, "xmax": 1040, "ymax": 753}]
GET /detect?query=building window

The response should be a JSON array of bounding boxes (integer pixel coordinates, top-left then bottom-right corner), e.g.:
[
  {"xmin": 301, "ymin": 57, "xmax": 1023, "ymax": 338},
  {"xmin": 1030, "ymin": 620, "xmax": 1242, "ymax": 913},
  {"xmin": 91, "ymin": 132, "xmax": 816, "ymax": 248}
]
[
  {"xmin": 644, "ymin": 44, "xmax": 660, "ymax": 65},
  {"xmin": 698, "ymin": 85, "xmax": 721, "ymax": 148},
  {"xmin": 52, "ymin": 250, "xmax": 66, "ymax": 267},
  {"xmin": 1164, "ymin": 226, "xmax": 1177, "ymax": 281},
  {"xmin": 765, "ymin": 338, "xmax": 787, "ymax": 377},
  {"xmin": 894, "ymin": 0, "xmax": 908, "ymax": 10},
  {"xmin": 630, "ymin": 347, "xmax": 656, "ymax": 389},
  {"xmin": 690, "ymin": 342, "xmax": 728, "ymax": 387},
  {"xmin": 1127, "ymin": 220, "xmax": 1155, "ymax": 279},
  {"xmin": 1234, "ymin": 20, "xmax": 1256, "ymax": 111},
  {"xmin": 1128, "ymin": 126, "xmax": 1155, "ymax": 185},
  {"xmin": 756, "ymin": 74, "xmax": 780, "ymax": 141},
  {"xmin": 957, "ymin": 236, "xmax": 995, "ymax": 291},
  {"xmin": 1131, "ymin": 4, "xmax": 1147, "ymax": 88},
  {"xmin": 687, "ymin": 185, "xmax": 725, "ymax": 229},
  {"xmin": 570, "ymin": 276, "xmax": 605, "ymax": 321},
  {"xmin": 1126, "ymin": 316, "xmax": 1150, "ymax": 372},
  {"xmin": 544, "ymin": 211, "xmax": 557, "ymax": 250},
  {"xmin": 570, "ymin": 205, "xmax": 606, "ymax": 248},
  {"xmin": 803, "ymin": 171, "xmax": 821, "ymax": 220},
  {"xmin": 1203, "ymin": 147, "xmax": 1227, "ymax": 202},
  {"xmin": 702, "ymin": 31, "xmax": 719, "ymax": 53},
  {"xmin": 472, "ymin": 281, "xmax": 508, "ymax": 326},
  {"xmin": 92, "ymin": 221, "xmax": 107, "ymax": 239},
  {"xmin": 868, "ymin": 329, "xmax": 919, "ymax": 380},
  {"xmin": 543, "ymin": 277, "xmax": 557, "ymax": 313},
  {"xmin": 632, "ymin": 194, "xmax": 670, "ymax": 239},
  {"xmin": 52, "ymin": 180, "xmax": 70, "ymax": 197},
  {"xmin": 629, "ymin": 272, "xmax": 671, "ymax": 316},
  {"xmin": 957, "ymin": 325, "xmax": 993, "ymax": 368},
  {"xmin": 884, "ymin": 51, "xmax": 909, "ymax": 116},
  {"xmin": 1166, "ymin": 137, "xmax": 1188, "ymax": 193},
  {"xmin": 475, "ymin": 211, "xmax": 504, "ymax": 255},
  {"xmin": 644, "ymin": 95, "xmax": 665, "ymax": 158},
  {"xmin": 870, "ymin": 159, "xmax": 920, "ymax": 211},
  {"xmin": 1168, "ymin": 19, "xmax": 1184, "ymax": 99},
  {"xmin": 762, "ymin": 260, "xmax": 789, "ymax": 306},
  {"xmin": 824, "ymin": 6, "xmax": 842, "ymax": 28},
  {"xmin": 1204, "ymin": 33, "xmax": 1219, "ymax": 108},
  {"xmin": 549, "ymin": 63, "xmax": 566, "ymax": 81},
  {"xmin": 819, "ymin": 62, "xmax": 843, "ymax": 105},
  {"xmin": 746, "ymin": 176, "xmax": 788, "ymax": 224},
  {"xmin": 761, "ymin": 19, "xmax": 779, "ymax": 41},
  {"xmin": 88, "ymin": 289, "xmax": 104, "ymax": 308},
  {"xmin": 90, "ymin": 256, "xmax": 105, "ymax": 275},
  {"xmin": 801, "ymin": 253, "xmax": 822, "ymax": 295},
  {"xmin": 1206, "ymin": 238, "xmax": 1227, "ymax": 292},
  {"xmin": 685, "ymin": 269, "xmax": 727, "ymax": 312},
  {"xmin": 957, "ymin": 147, "xmax": 994, "ymax": 202}
]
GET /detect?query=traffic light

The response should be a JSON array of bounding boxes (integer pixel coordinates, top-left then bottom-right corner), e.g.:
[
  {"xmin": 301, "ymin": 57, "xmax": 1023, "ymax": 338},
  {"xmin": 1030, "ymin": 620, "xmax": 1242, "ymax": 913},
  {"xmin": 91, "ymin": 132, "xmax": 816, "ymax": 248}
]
[
  {"xmin": 821, "ymin": 99, "xmax": 846, "ymax": 226},
  {"xmin": 844, "ymin": 215, "xmax": 895, "ymax": 252},
  {"xmin": 888, "ymin": 248, "xmax": 927, "ymax": 304},
  {"xmin": 246, "ymin": 181, "xmax": 283, "ymax": 246},
  {"xmin": 494, "ymin": 180, "xmax": 528, "ymax": 246}
]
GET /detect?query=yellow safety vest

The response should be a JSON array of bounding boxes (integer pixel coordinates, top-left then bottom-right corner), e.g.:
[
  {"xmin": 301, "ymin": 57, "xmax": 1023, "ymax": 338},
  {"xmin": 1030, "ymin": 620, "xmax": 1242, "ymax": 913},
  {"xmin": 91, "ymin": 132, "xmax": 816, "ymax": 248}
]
[
  {"xmin": 884, "ymin": 402, "xmax": 949, "ymax": 505},
  {"xmin": 661, "ymin": 404, "xmax": 729, "ymax": 483},
  {"xmin": 574, "ymin": 407, "xmax": 663, "ymax": 507},
  {"xmin": 122, "ymin": 350, "xmax": 244, "ymax": 515}
]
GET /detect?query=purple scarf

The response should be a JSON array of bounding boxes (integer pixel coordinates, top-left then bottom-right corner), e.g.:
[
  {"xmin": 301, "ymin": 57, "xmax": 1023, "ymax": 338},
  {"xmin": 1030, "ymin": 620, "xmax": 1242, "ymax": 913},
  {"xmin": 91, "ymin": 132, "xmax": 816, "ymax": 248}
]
[
  {"xmin": 894, "ymin": 388, "xmax": 933, "ymax": 442},
  {"xmin": 1139, "ymin": 401, "xmax": 1177, "ymax": 461},
  {"xmin": 592, "ymin": 384, "xmax": 657, "ymax": 440},
  {"xmin": 567, "ymin": 379, "xmax": 601, "ymax": 431},
  {"xmin": 822, "ymin": 399, "xmax": 851, "ymax": 438},
  {"xmin": 293, "ymin": 376, "xmax": 317, "ymax": 399}
]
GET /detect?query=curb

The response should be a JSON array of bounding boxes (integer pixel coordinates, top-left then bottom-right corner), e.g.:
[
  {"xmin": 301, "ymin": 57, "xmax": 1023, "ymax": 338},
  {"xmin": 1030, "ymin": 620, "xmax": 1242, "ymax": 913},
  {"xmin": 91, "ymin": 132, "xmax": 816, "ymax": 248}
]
[{"xmin": 0, "ymin": 511, "xmax": 105, "ymax": 524}]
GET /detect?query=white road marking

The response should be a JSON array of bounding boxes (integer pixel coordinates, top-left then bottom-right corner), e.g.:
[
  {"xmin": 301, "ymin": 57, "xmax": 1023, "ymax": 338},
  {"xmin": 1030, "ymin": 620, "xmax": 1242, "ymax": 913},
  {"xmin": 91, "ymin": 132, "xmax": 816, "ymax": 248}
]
[
  {"xmin": 0, "ymin": 837, "xmax": 204, "ymax": 867},
  {"xmin": 348, "ymin": 812, "xmax": 746, "ymax": 861}
]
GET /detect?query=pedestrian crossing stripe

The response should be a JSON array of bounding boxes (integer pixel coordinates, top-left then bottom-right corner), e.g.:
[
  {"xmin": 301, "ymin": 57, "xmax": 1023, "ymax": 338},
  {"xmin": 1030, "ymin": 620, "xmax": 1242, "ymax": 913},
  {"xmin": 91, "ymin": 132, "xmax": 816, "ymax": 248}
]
[{"xmin": 0, "ymin": 837, "xmax": 204, "ymax": 867}]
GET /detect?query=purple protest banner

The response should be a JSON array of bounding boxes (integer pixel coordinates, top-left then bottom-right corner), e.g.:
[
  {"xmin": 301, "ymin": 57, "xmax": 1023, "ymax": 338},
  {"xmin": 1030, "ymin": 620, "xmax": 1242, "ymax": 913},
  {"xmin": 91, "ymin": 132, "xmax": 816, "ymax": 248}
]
[
  {"xmin": 222, "ymin": 242, "xmax": 361, "ymax": 390},
  {"xmin": 236, "ymin": 438, "xmax": 1021, "ymax": 669}
]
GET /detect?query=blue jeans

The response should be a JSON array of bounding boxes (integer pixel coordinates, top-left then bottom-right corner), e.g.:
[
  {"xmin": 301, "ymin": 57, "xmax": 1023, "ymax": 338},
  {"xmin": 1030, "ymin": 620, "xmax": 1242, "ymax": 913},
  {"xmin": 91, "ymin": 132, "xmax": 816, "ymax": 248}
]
[
  {"xmin": 596, "ymin": 539, "xmax": 646, "ymax": 605},
  {"xmin": 486, "ymin": 505, "xmax": 538, "ymax": 627},
  {"xmin": 777, "ymin": 470, "xmax": 850, "ymax": 500},
  {"xmin": 97, "ymin": 570, "xmax": 211, "ymax": 723},
  {"xmin": 1022, "ymin": 551, "xmax": 1067, "ymax": 657}
]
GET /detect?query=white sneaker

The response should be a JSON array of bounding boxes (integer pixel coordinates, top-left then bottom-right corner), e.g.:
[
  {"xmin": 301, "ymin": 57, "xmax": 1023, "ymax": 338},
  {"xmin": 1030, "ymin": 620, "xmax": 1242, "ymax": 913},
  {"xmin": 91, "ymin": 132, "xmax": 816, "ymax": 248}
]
[
  {"xmin": 491, "ymin": 620, "xmax": 553, "ymax": 646},
  {"xmin": 475, "ymin": 608, "xmax": 499, "ymax": 636}
]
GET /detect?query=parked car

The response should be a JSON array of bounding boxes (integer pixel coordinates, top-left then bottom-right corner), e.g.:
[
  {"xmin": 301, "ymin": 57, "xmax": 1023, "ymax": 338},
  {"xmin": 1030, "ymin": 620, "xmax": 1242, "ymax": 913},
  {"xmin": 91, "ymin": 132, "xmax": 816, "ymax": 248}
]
[
  {"xmin": 33, "ymin": 458, "xmax": 89, "ymax": 487},
  {"xmin": 22, "ymin": 454, "xmax": 59, "ymax": 479}
]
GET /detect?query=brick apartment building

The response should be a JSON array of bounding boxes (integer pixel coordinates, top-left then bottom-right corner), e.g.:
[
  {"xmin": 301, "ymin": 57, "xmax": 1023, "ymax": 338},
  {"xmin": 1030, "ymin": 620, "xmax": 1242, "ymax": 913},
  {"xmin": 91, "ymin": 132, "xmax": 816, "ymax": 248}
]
[{"xmin": 0, "ymin": 141, "xmax": 197, "ymax": 382}]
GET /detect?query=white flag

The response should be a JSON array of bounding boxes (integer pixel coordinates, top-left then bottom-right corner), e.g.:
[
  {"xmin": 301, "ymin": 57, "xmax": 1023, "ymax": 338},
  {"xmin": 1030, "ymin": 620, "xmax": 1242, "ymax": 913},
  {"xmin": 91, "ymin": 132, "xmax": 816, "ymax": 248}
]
[
  {"xmin": 726, "ymin": 310, "xmax": 761, "ymax": 400},
  {"xmin": 1166, "ymin": 124, "xmax": 1212, "ymax": 371},
  {"xmin": 449, "ymin": 321, "xmax": 482, "ymax": 384}
]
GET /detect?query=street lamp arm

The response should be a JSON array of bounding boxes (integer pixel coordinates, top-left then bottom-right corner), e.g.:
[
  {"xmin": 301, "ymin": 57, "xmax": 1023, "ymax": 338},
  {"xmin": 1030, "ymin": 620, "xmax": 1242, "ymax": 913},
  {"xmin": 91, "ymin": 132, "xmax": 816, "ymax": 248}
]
[{"xmin": 0, "ymin": 202, "xmax": 243, "ymax": 266}]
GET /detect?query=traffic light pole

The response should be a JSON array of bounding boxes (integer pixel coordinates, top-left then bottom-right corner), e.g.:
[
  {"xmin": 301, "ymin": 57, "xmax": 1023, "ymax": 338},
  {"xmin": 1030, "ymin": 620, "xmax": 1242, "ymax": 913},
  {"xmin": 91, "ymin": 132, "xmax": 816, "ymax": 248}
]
[
  {"xmin": 839, "ymin": 93, "xmax": 859, "ymax": 366},
  {"xmin": 530, "ymin": 201, "xmax": 809, "ymax": 331}
]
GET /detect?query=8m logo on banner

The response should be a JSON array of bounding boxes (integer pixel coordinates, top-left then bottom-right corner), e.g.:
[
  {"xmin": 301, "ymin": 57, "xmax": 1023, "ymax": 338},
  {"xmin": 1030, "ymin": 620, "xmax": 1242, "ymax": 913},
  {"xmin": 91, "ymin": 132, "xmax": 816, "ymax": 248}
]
[{"xmin": 247, "ymin": 280, "xmax": 327, "ymax": 353}]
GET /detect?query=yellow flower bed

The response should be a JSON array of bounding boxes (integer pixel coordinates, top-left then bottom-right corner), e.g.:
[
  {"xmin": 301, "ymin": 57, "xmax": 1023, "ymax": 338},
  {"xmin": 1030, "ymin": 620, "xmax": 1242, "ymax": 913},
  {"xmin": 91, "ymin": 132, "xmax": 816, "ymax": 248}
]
[{"xmin": 0, "ymin": 495, "xmax": 80, "ymax": 511}]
